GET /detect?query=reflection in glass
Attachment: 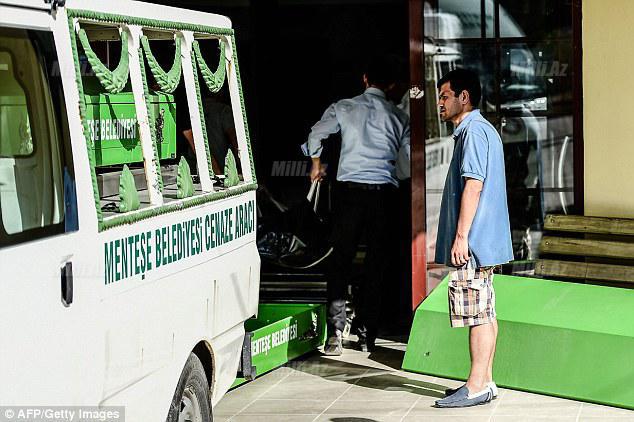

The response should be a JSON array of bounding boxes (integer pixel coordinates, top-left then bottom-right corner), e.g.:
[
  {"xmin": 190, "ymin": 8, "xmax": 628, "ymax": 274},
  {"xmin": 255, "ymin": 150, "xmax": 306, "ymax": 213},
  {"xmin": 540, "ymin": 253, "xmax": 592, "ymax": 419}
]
[
  {"xmin": 500, "ymin": 43, "xmax": 573, "ymax": 113},
  {"xmin": 426, "ymin": 0, "xmax": 518, "ymax": 39},
  {"xmin": 421, "ymin": 0, "xmax": 575, "ymax": 284},
  {"xmin": 0, "ymin": 51, "xmax": 33, "ymax": 157},
  {"xmin": 499, "ymin": 0, "xmax": 572, "ymax": 39}
]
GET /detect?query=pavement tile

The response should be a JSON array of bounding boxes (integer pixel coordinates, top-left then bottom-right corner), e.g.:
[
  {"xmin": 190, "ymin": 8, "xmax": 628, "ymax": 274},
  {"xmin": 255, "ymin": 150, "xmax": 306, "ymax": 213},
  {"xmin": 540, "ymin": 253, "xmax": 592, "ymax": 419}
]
[
  {"xmin": 291, "ymin": 357, "xmax": 375, "ymax": 380},
  {"xmin": 402, "ymin": 416, "xmax": 490, "ymax": 422},
  {"xmin": 493, "ymin": 402, "xmax": 581, "ymax": 417},
  {"xmin": 579, "ymin": 402, "xmax": 634, "ymax": 418},
  {"xmin": 261, "ymin": 382, "xmax": 351, "ymax": 400},
  {"xmin": 242, "ymin": 366, "xmax": 294, "ymax": 386},
  {"xmin": 338, "ymin": 377, "xmax": 442, "ymax": 402},
  {"xmin": 274, "ymin": 370, "xmax": 357, "ymax": 386},
  {"xmin": 406, "ymin": 398, "xmax": 496, "ymax": 417},
  {"xmin": 323, "ymin": 399, "xmax": 417, "ymax": 417},
  {"xmin": 313, "ymin": 415, "xmax": 403, "ymax": 422},
  {"xmin": 237, "ymin": 398, "xmax": 333, "ymax": 415},
  {"xmin": 342, "ymin": 350, "xmax": 406, "ymax": 371},
  {"xmin": 225, "ymin": 383, "xmax": 270, "ymax": 399},
  {"xmin": 229, "ymin": 415, "xmax": 319, "ymax": 421},
  {"xmin": 214, "ymin": 386, "xmax": 269, "ymax": 416},
  {"xmin": 493, "ymin": 390, "xmax": 581, "ymax": 417},
  {"xmin": 498, "ymin": 389, "xmax": 578, "ymax": 404},
  {"xmin": 491, "ymin": 417, "xmax": 577, "ymax": 422}
]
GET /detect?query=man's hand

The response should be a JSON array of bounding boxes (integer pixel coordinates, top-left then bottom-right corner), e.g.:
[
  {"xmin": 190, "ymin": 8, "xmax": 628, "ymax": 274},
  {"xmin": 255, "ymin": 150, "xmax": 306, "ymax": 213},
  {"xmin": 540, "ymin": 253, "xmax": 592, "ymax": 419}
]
[
  {"xmin": 310, "ymin": 157, "xmax": 326, "ymax": 182},
  {"xmin": 451, "ymin": 233, "xmax": 470, "ymax": 267}
]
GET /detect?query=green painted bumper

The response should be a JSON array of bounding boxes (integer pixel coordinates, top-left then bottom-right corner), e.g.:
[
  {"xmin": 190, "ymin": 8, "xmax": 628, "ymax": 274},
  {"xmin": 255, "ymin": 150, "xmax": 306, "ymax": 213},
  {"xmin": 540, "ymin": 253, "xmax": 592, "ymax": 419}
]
[
  {"xmin": 402, "ymin": 275, "xmax": 634, "ymax": 409},
  {"xmin": 233, "ymin": 303, "xmax": 326, "ymax": 387}
]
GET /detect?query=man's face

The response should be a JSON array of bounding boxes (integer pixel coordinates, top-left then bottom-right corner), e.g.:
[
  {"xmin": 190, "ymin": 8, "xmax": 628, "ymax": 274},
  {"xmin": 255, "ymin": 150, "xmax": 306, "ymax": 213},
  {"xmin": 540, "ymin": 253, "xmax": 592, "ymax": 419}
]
[{"xmin": 437, "ymin": 81, "xmax": 464, "ymax": 122}]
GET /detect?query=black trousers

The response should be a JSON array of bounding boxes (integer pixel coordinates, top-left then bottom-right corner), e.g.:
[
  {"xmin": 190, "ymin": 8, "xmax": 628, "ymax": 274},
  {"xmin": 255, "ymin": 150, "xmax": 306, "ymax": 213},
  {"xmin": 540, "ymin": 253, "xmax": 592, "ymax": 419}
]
[{"xmin": 327, "ymin": 182, "xmax": 394, "ymax": 336}]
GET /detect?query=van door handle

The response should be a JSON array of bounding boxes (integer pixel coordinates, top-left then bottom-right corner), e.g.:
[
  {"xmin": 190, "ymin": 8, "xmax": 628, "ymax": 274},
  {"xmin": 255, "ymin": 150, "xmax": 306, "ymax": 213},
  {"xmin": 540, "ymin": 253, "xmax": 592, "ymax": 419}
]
[{"xmin": 61, "ymin": 262, "xmax": 73, "ymax": 307}]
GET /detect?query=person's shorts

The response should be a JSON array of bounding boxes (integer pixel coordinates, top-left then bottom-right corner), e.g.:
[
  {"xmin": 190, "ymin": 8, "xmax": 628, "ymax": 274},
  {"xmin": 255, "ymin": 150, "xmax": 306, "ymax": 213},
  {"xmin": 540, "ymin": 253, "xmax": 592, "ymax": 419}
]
[{"xmin": 448, "ymin": 265, "xmax": 496, "ymax": 328}]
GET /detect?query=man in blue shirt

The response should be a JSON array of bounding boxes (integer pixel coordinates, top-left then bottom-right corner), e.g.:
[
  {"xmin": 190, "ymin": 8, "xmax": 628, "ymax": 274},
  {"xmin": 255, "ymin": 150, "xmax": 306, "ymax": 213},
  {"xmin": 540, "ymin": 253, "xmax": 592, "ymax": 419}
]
[
  {"xmin": 433, "ymin": 69, "xmax": 513, "ymax": 408},
  {"xmin": 301, "ymin": 57, "xmax": 410, "ymax": 355}
]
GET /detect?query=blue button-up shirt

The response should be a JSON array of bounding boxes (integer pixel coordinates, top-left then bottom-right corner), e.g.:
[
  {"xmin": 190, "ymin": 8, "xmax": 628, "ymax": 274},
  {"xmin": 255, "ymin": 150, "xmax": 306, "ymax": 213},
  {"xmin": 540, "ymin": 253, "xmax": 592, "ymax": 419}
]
[
  {"xmin": 435, "ymin": 110, "xmax": 514, "ymax": 267},
  {"xmin": 301, "ymin": 87, "xmax": 410, "ymax": 186}
]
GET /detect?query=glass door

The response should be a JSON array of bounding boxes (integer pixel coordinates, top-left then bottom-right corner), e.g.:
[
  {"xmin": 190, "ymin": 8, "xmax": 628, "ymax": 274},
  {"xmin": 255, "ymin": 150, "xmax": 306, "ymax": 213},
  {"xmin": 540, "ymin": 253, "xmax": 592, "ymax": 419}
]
[{"xmin": 410, "ymin": 0, "xmax": 583, "ymax": 296}]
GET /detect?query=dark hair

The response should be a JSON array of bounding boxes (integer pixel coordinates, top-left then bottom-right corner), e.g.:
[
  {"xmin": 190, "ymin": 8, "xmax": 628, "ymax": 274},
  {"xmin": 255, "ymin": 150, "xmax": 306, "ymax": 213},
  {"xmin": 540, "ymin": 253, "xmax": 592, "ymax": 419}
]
[
  {"xmin": 437, "ymin": 68, "xmax": 481, "ymax": 107},
  {"xmin": 364, "ymin": 56, "xmax": 398, "ymax": 88}
]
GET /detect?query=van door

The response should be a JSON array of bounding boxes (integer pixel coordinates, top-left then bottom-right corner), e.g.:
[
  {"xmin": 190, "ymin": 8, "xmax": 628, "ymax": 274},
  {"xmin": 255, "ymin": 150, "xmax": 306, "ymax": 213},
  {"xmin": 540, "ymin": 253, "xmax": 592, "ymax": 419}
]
[{"xmin": 0, "ymin": 8, "xmax": 100, "ymax": 406}]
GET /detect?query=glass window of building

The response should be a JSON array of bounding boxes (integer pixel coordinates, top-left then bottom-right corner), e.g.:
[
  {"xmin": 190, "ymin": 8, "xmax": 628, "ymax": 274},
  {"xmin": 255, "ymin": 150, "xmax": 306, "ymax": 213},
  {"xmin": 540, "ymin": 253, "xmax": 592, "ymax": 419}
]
[{"xmin": 421, "ymin": 0, "xmax": 578, "ymax": 286}]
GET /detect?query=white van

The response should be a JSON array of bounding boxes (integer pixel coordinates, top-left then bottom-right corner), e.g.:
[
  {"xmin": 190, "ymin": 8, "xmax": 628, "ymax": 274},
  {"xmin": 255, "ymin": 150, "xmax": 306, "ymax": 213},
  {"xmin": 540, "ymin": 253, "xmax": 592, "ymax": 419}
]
[{"xmin": 0, "ymin": 1, "xmax": 260, "ymax": 420}]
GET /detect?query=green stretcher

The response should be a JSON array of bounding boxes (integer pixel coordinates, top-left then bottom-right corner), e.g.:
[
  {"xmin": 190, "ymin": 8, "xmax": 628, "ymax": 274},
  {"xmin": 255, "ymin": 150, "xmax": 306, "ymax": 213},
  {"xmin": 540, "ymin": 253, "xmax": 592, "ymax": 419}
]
[
  {"xmin": 233, "ymin": 303, "xmax": 327, "ymax": 388},
  {"xmin": 83, "ymin": 79, "xmax": 176, "ymax": 167}
]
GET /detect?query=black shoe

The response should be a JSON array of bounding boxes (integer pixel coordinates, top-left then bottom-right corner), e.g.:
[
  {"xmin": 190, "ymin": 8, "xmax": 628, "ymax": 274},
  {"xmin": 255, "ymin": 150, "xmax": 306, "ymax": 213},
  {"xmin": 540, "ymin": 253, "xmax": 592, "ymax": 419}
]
[
  {"xmin": 354, "ymin": 325, "xmax": 377, "ymax": 352},
  {"xmin": 356, "ymin": 334, "xmax": 376, "ymax": 352},
  {"xmin": 324, "ymin": 329, "xmax": 343, "ymax": 356}
]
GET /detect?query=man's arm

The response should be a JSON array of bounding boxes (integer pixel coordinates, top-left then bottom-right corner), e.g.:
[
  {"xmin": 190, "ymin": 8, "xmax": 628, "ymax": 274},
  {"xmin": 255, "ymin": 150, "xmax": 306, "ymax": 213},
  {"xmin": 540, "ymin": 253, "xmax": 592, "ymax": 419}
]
[
  {"xmin": 301, "ymin": 104, "xmax": 339, "ymax": 181},
  {"xmin": 396, "ymin": 122, "xmax": 411, "ymax": 180},
  {"xmin": 451, "ymin": 178, "xmax": 484, "ymax": 267}
]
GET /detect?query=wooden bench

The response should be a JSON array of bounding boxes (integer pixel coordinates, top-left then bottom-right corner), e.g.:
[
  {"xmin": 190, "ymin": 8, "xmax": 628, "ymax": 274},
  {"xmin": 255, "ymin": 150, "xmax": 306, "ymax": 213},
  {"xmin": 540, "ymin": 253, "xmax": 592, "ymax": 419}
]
[{"xmin": 535, "ymin": 214, "xmax": 634, "ymax": 287}]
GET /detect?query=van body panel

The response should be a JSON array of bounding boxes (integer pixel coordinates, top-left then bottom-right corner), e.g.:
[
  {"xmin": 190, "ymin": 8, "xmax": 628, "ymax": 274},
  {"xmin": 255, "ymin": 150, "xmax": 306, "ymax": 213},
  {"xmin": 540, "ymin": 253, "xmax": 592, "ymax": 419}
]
[{"xmin": 0, "ymin": 2, "xmax": 260, "ymax": 419}]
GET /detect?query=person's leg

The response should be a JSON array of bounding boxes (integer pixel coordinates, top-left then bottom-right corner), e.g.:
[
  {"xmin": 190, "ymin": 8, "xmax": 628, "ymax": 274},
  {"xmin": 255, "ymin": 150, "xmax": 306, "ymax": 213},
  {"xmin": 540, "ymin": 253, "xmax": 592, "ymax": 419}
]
[
  {"xmin": 327, "ymin": 185, "xmax": 364, "ymax": 336},
  {"xmin": 467, "ymin": 268, "xmax": 498, "ymax": 394},
  {"xmin": 445, "ymin": 316, "xmax": 498, "ymax": 397},
  {"xmin": 436, "ymin": 320, "xmax": 496, "ymax": 407},
  {"xmin": 356, "ymin": 188, "xmax": 391, "ymax": 348},
  {"xmin": 445, "ymin": 264, "xmax": 498, "ymax": 392},
  {"xmin": 486, "ymin": 318, "xmax": 498, "ymax": 383},
  {"xmin": 465, "ymin": 322, "xmax": 496, "ymax": 393}
]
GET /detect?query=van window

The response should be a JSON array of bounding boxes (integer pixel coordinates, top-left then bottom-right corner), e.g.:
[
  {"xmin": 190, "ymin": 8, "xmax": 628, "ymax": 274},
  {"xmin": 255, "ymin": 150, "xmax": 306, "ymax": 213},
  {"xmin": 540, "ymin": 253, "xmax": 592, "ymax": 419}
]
[
  {"xmin": 0, "ymin": 28, "xmax": 76, "ymax": 247},
  {"xmin": 143, "ymin": 34, "xmax": 245, "ymax": 199},
  {"xmin": 192, "ymin": 37, "xmax": 244, "ymax": 187},
  {"xmin": 76, "ymin": 25, "xmax": 148, "ymax": 215}
]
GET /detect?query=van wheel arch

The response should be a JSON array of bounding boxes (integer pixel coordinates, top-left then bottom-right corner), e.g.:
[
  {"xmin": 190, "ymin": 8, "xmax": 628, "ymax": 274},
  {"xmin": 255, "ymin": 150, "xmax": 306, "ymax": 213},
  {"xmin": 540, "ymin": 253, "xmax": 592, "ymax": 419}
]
[
  {"xmin": 167, "ymin": 352, "xmax": 212, "ymax": 422},
  {"xmin": 192, "ymin": 340, "xmax": 215, "ymax": 395}
]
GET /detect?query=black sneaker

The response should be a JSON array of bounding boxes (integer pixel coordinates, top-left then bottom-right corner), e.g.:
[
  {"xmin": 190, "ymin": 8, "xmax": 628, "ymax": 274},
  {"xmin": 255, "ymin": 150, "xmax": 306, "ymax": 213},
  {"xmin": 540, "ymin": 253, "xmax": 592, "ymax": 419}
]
[
  {"xmin": 355, "ymin": 331, "xmax": 376, "ymax": 352},
  {"xmin": 356, "ymin": 337, "xmax": 376, "ymax": 352}
]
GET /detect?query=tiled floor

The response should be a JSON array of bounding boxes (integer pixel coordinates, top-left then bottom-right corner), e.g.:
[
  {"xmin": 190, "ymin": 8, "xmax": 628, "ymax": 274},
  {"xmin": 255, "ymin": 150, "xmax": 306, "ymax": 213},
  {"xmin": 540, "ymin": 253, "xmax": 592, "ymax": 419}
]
[{"xmin": 215, "ymin": 337, "xmax": 634, "ymax": 422}]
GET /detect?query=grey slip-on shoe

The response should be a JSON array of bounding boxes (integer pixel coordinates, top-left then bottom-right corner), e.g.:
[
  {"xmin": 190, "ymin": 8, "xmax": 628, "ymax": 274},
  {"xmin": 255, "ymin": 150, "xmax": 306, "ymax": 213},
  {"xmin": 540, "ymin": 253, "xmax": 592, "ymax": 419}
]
[
  {"xmin": 436, "ymin": 385, "xmax": 469, "ymax": 406},
  {"xmin": 435, "ymin": 386, "xmax": 493, "ymax": 408},
  {"xmin": 445, "ymin": 382, "xmax": 498, "ymax": 399}
]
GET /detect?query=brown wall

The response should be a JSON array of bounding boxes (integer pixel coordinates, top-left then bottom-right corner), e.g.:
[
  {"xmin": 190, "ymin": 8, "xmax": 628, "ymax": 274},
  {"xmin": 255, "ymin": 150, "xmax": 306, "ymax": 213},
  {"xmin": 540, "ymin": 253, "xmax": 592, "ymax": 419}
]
[{"xmin": 583, "ymin": 0, "xmax": 634, "ymax": 217}]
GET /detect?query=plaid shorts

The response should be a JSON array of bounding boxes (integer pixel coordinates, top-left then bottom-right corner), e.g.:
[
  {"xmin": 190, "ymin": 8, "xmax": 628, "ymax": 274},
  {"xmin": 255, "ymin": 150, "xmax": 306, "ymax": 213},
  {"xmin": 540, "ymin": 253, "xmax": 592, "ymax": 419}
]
[{"xmin": 448, "ymin": 266, "xmax": 496, "ymax": 328}]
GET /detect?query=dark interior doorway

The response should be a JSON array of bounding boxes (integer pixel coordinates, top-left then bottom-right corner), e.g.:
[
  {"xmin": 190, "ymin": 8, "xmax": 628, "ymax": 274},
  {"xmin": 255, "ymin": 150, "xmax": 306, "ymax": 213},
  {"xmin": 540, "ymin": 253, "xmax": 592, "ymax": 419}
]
[{"xmin": 149, "ymin": 0, "xmax": 413, "ymax": 333}]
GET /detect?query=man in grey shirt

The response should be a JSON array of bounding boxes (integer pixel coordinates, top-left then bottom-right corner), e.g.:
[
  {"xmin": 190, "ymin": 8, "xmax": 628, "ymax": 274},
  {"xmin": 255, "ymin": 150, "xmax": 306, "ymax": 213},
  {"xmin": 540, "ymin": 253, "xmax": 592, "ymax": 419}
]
[{"xmin": 301, "ymin": 57, "xmax": 410, "ymax": 355}]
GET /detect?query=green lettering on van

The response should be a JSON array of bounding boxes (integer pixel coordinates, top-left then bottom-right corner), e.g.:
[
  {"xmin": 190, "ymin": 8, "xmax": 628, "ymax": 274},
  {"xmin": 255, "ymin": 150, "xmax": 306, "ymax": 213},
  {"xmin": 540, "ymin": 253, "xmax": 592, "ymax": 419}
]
[{"xmin": 104, "ymin": 241, "xmax": 115, "ymax": 284}]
